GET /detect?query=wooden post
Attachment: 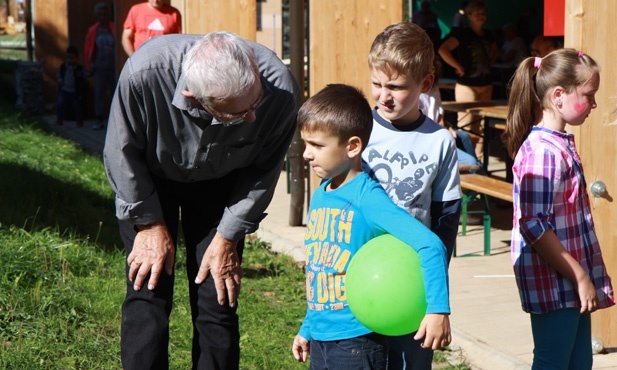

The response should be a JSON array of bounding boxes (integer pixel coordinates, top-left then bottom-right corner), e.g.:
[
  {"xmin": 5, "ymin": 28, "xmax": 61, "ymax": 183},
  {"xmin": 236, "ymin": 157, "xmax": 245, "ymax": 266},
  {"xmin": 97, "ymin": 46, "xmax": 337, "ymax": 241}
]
[
  {"xmin": 288, "ymin": 0, "xmax": 306, "ymax": 226},
  {"xmin": 565, "ymin": 0, "xmax": 617, "ymax": 348}
]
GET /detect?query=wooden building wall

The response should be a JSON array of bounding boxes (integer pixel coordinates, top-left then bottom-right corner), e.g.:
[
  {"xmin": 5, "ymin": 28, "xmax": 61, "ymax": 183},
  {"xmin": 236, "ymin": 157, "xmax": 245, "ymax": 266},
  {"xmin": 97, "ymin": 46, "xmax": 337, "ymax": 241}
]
[
  {"xmin": 172, "ymin": 0, "xmax": 256, "ymax": 39},
  {"xmin": 308, "ymin": 0, "xmax": 401, "ymax": 98},
  {"xmin": 565, "ymin": 0, "xmax": 617, "ymax": 348},
  {"xmin": 33, "ymin": 0, "xmax": 258, "ymax": 110},
  {"xmin": 33, "ymin": 0, "xmax": 70, "ymax": 104},
  {"xmin": 307, "ymin": 0, "xmax": 402, "ymax": 192}
]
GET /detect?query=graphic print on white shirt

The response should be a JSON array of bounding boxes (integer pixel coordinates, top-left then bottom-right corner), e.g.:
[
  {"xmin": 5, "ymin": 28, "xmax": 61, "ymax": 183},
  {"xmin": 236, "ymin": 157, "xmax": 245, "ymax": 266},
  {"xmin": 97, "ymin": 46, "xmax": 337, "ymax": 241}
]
[{"xmin": 362, "ymin": 110, "xmax": 461, "ymax": 227}]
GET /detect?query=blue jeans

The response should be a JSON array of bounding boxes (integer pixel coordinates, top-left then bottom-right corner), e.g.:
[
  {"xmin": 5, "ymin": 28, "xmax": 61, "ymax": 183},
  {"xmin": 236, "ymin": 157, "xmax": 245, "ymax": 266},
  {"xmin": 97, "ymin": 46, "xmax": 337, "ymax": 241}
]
[
  {"xmin": 530, "ymin": 308, "xmax": 592, "ymax": 370},
  {"xmin": 119, "ymin": 174, "xmax": 243, "ymax": 370},
  {"xmin": 93, "ymin": 66, "xmax": 116, "ymax": 119},
  {"xmin": 387, "ymin": 332, "xmax": 433, "ymax": 370},
  {"xmin": 56, "ymin": 89, "xmax": 83, "ymax": 121},
  {"xmin": 309, "ymin": 333, "xmax": 389, "ymax": 370},
  {"xmin": 455, "ymin": 129, "xmax": 483, "ymax": 169},
  {"xmin": 457, "ymin": 148, "xmax": 479, "ymax": 167}
]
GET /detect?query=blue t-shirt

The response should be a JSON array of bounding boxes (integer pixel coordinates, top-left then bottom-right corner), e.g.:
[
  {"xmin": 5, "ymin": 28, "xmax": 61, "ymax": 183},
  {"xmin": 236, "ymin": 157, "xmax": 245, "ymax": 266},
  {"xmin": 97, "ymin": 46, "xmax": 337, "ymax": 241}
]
[{"xmin": 297, "ymin": 172, "xmax": 450, "ymax": 341}]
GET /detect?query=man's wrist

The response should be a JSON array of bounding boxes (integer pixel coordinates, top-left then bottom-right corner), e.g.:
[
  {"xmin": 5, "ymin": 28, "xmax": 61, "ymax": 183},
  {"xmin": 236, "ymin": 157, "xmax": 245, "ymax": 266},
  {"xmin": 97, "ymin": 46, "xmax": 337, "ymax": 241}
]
[
  {"xmin": 134, "ymin": 220, "xmax": 164, "ymax": 232},
  {"xmin": 134, "ymin": 224, "xmax": 152, "ymax": 232}
]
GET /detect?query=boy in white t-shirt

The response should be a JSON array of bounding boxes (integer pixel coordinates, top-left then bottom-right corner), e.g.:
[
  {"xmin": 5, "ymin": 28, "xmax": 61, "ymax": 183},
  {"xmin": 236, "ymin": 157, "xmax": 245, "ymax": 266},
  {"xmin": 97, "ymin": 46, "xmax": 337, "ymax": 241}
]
[{"xmin": 363, "ymin": 22, "xmax": 462, "ymax": 370}]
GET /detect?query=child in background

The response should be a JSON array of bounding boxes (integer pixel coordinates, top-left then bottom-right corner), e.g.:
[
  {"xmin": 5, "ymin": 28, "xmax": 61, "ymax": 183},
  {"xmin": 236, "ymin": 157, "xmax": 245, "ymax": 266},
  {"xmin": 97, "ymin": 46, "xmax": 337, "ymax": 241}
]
[
  {"xmin": 363, "ymin": 22, "xmax": 461, "ymax": 370},
  {"xmin": 502, "ymin": 49, "xmax": 614, "ymax": 369},
  {"xmin": 56, "ymin": 45, "xmax": 87, "ymax": 127},
  {"xmin": 292, "ymin": 84, "xmax": 451, "ymax": 369},
  {"xmin": 419, "ymin": 83, "xmax": 483, "ymax": 172}
]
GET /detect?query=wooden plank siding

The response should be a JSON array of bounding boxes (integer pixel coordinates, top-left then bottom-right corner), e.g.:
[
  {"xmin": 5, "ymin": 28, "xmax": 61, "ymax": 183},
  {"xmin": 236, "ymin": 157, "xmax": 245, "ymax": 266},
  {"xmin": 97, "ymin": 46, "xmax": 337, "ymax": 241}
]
[
  {"xmin": 307, "ymin": 0, "xmax": 402, "ymax": 193},
  {"xmin": 565, "ymin": 0, "xmax": 617, "ymax": 348}
]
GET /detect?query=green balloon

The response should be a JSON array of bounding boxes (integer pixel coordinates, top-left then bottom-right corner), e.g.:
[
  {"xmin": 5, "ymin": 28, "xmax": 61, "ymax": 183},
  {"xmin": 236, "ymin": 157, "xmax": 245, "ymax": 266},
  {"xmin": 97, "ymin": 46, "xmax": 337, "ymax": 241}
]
[{"xmin": 346, "ymin": 234, "xmax": 427, "ymax": 336}]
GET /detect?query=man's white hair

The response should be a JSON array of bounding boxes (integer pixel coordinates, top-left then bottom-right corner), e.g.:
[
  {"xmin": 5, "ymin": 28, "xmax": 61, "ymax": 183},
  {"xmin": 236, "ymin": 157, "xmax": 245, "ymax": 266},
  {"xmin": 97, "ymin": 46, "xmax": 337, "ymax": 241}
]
[{"xmin": 182, "ymin": 31, "xmax": 258, "ymax": 104}]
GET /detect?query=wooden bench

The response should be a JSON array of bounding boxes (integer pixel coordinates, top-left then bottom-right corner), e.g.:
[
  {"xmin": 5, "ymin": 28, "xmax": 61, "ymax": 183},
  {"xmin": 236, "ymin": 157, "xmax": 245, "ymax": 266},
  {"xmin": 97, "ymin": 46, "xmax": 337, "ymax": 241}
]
[{"xmin": 457, "ymin": 174, "xmax": 513, "ymax": 256}]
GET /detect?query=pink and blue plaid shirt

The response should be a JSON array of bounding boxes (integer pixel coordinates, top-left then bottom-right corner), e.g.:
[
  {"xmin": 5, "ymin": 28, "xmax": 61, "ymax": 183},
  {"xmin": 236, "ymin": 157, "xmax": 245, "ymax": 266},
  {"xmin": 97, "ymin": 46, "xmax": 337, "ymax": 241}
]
[{"xmin": 511, "ymin": 127, "xmax": 614, "ymax": 314}]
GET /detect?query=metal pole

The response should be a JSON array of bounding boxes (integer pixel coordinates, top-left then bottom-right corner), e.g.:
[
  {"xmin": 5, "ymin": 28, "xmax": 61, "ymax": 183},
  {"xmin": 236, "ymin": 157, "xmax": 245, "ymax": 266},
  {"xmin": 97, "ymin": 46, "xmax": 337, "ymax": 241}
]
[
  {"xmin": 272, "ymin": 14, "xmax": 276, "ymax": 54},
  {"xmin": 25, "ymin": 0, "xmax": 33, "ymax": 61},
  {"xmin": 408, "ymin": 0, "xmax": 412, "ymax": 22},
  {"xmin": 288, "ymin": 0, "xmax": 306, "ymax": 227}
]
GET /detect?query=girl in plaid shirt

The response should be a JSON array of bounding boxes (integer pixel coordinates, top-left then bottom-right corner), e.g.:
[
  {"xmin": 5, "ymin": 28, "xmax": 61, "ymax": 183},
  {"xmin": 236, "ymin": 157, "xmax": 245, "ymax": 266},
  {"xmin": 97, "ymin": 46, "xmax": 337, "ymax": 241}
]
[{"xmin": 503, "ymin": 49, "xmax": 614, "ymax": 369}]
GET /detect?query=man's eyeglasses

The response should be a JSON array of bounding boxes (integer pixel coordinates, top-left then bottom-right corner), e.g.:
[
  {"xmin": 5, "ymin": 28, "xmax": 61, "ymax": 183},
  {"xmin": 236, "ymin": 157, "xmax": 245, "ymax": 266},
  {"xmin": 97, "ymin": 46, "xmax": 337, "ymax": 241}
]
[{"xmin": 206, "ymin": 81, "xmax": 271, "ymax": 126}]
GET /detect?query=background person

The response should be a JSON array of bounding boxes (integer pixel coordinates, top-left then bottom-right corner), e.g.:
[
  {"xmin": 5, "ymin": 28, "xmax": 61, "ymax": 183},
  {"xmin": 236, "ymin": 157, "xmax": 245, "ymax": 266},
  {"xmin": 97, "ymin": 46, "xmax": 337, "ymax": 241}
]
[
  {"xmin": 121, "ymin": 0, "xmax": 182, "ymax": 57},
  {"xmin": 438, "ymin": 0, "xmax": 498, "ymax": 161},
  {"xmin": 530, "ymin": 35, "xmax": 561, "ymax": 58},
  {"xmin": 412, "ymin": 0, "xmax": 438, "ymax": 31},
  {"xmin": 84, "ymin": 2, "xmax": 116, "ymax": 130},
  {"xmin": 498, "ymin": 23, "xmax": 528, "ymax": 68},
  {"xmin": 451, "ymin": 1, "xmax": 469, "ymax": 30},
  {"xmin": 56, "ymin": 45, "xmax": 87, "ymax": 128},
  {"xmin": 103, "ymin": 31, "xmax": 300, "ymax": 370}
]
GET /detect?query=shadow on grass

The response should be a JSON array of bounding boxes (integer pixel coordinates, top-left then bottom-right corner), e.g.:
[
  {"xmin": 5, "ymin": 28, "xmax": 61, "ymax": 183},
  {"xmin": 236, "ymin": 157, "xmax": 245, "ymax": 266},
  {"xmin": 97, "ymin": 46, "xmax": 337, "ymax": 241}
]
[
  {"xmin": 0, "ymin": 162, "xmax": 122, "ymax": 252},
  {"xmin": 243, "ymin": 265, "xmax": 276, "ymax": 279}
]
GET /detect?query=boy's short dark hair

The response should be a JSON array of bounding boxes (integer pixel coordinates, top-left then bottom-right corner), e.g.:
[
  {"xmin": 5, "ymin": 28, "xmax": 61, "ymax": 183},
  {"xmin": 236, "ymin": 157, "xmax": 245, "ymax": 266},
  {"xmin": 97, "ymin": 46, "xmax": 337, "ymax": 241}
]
[
  {"xmin": 298, "ymin": 84, "xmax": 372, "ymax": 149},
  {"xmin": 368, "ymin": 22, "xmax": 434, "ymax": 84},
  {"xmin": 66, "ymin": 45, "xmax": 79, "ymax": 56}
]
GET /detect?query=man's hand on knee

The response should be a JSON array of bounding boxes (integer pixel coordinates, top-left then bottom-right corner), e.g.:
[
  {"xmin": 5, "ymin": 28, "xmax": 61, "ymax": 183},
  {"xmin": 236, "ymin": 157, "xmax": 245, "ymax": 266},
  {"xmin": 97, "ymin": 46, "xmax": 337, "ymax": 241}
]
[
  {"xmin": 128, "ymin": 221, "xmax": 175, "ymax": 291},
  {"xmin": 195, "ymin": 232, "xmax": 243, "ymax": 307}
]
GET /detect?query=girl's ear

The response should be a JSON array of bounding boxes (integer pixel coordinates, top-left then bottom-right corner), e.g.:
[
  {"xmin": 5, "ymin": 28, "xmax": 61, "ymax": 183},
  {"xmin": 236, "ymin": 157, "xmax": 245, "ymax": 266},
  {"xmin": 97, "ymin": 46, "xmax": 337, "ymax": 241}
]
[
  {"xmin": 421, "ymin": 73, "xmax": 435, "ymax": 94},
  {"xmin": 550, "ymin": 86, "xmax": 565, "ymax": 108},
  {"xmin": 347, "ymin": 136, "xmax": 363, "ymax": 158}
]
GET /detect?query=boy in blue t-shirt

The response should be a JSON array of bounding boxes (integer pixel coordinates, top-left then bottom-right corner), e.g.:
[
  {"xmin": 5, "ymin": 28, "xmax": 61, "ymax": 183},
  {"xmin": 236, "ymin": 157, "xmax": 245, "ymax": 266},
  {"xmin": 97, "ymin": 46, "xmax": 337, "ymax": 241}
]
[
  {"xmin": 363, "ymin": 22, "xmax": 462, "ymax": 370},
  {"xmin": 291, "ymin": 84, "xmax": 451, "ymax": 369}
]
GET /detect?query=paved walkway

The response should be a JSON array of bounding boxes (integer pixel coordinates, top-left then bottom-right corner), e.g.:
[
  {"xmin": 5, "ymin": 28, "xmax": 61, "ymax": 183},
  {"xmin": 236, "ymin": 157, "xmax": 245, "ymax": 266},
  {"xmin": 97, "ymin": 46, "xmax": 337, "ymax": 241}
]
[{"xmin": 44, "ymin": 117, "xmax": 617, "ymax": 369}]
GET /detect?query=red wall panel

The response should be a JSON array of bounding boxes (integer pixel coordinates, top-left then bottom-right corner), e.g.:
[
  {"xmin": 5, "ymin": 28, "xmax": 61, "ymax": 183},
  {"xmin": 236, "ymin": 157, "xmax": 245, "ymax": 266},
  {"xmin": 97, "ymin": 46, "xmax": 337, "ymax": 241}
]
[{"xmin": 544, "ymin": 0, "xmax": 565, "ymax": 35}]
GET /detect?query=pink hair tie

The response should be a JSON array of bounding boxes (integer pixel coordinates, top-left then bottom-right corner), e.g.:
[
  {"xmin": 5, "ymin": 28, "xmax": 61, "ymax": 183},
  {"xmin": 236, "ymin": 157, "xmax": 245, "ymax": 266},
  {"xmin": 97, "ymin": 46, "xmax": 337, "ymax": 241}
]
[
  {"xmin": 578, "ymin": 51, "xmax": 584, "ymax": 57},
  {"xmin": 534, "ymin": 57, "xmax": 542, "ymax": 69}
]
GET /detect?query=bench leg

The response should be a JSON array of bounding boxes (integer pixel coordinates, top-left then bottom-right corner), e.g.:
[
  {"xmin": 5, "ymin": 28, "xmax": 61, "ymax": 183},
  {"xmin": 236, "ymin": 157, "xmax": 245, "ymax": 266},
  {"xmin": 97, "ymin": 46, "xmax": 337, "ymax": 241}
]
[
  {"xmin": 482, "ymin": 194, "xmax": 492, "ymax": 256},
  {"xmin": 461, "ymin": 193, "xmax": 469, "ymax": 236},
  {"xmin": 483, "ymin": 212, "xmax": 491, "ymax": 255},
  {"xmin": 456, "ymin": 191, "xmax": 473, "ymax": 258},
  {"xmin": 459, "ymin": 190, "xmax": 497, "ymax": 256}
]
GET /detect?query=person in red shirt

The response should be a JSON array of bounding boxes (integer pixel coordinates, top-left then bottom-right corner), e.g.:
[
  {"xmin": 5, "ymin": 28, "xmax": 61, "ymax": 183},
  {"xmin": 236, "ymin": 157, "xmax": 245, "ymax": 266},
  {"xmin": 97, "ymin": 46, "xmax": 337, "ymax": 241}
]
[
  {"xmin": 121, "ymin": 0, "xmax": 182, "ymax": 56},
  {"xmin": 85, "ymin": 2, "xmax": 116, "ymax": 130}
]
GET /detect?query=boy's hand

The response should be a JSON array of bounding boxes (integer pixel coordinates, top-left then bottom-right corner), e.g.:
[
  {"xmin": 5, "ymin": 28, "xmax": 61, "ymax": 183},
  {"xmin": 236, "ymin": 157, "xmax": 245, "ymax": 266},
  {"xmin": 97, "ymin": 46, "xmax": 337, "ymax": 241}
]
[
  {"xmin": 292, "ymin": 335, "xmax": 310, "ymax": 362},
  {"xmin": 414, "ymin": 313, "xmax": 451, "ymax": 350}
]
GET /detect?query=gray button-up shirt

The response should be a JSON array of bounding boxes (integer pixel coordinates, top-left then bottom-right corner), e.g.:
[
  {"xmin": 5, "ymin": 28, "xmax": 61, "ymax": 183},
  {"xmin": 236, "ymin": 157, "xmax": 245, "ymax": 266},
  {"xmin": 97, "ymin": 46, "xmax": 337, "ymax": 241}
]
[{"xmin": 103, "ymin": 34, "xmax": 300, "ymax": 241}]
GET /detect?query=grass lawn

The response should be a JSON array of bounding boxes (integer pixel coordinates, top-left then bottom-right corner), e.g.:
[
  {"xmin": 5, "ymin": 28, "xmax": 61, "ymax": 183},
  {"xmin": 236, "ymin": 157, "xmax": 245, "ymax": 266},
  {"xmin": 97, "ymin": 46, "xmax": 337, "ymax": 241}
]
[{"xmin": 0, "ymin": 103, "xmax": 468, "ymax": 369}]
